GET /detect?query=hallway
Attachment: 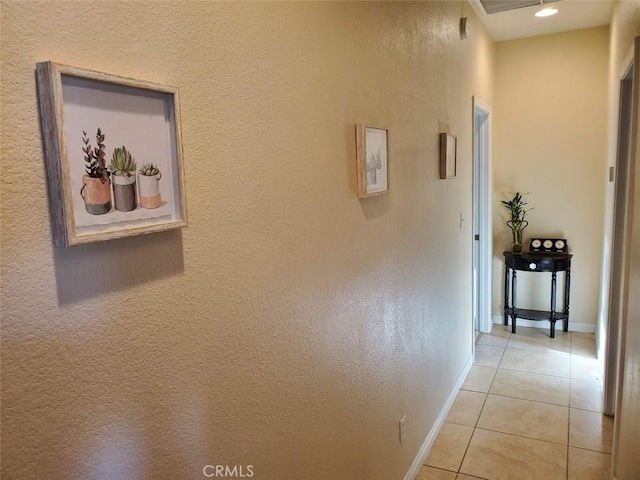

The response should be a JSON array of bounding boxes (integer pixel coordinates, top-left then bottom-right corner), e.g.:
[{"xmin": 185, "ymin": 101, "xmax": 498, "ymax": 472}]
[{"xmin": 418, "ymin": 325, "xmax": 611, "ymax": 480}]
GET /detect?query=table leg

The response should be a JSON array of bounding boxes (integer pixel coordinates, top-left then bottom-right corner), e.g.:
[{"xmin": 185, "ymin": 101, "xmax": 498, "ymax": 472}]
[
  {"xmin": 564, "ymin": 268, "xmax": 571, "ymax": 332},
  {"xmin": 550, "ymin": 271, "xmax": 557, "ymax": 338},
  {"xmin": 504, "ymin": 266, "xmax": 510, "ymax": 326},
  {"xmin": 511, "ymin": 269, "xmax": 517, "ymax": 334}
]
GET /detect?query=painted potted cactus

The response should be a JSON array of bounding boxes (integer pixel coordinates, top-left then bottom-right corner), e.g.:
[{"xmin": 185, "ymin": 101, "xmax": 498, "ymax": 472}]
[
  {"xmin": 109, "ymin": 146, "xmax": 137, "ymax": 212},
  {"xmin": 80, "ymin": 128, "xmax": 111, "ymax": 215},
  {"xmin": 367, "ymin": 149, "xmax": 382, "ymax": 185},
  {"xmin": 137, "ymin": 163, "xmax": 162, "ymax": 209}
]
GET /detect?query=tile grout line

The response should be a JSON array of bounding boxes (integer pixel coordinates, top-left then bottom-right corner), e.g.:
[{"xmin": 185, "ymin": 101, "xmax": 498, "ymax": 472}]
[
  {"xmin": 472, "ymin": 426, "xmax": 569, "ymax": 448},
  {"xmin": 502, "ymin": 345, "xmax": 571, "ymax": 356},
  {"xmin": 456, "ymin": 425, "xmax": 477, "ymax": 476},
  {"xmin": 456, "ymin": 354, "xmax": 507, "ymax": 478},
  {"xmin": 497, "ymin": 365, "xmax": 570, "ymax": 379},
  {"xmin": 483, "ymin": 391, "xmax": 569, "ymax": 408},
  {"xmin": 472, "ymin": 427, "xmax": 568, "ymax": 454},
  {"xmin": 494, "ymin": 367, "xmax": 574, "ymax": 380},
  {"xmin": 421, "ymin": 465, "xmax": 459, "ymax": 477},
  {"xmin": 566, "ymin": 444, "xmax": 614, "ymax": 455},
  {"xmin": 570, "ymin": 405, "xmax": 606, "ymax": 413},
  {"xmin": 566, "ymin": 331, "xmax": 573, "ymax": 480},
  {"xmin": 456, "ymin": 332, "xmax": 510, "ymax": 477}
]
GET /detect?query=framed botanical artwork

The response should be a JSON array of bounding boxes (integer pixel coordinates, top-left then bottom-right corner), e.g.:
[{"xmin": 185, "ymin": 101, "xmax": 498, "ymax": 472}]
[
  {"xmin": 439, "ymin": 133, "xmax": 457, "ymax": 179},
  {"xmin": 36, "ymin": 61, "xmax": 187, "ymax": 246},
  {"xmin": 356, "ymin": 124, "xmax": 389, "ymax": 198}
]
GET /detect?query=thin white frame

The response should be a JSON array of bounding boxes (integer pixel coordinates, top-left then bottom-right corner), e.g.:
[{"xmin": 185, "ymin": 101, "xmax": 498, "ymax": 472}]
[
  {"xmin": 36, "ymin": 61, "xmax": 187, "ymax": 246},
  {"xmin": 355, "ymin": 124, "xmax": 389, "ymax": 198}
]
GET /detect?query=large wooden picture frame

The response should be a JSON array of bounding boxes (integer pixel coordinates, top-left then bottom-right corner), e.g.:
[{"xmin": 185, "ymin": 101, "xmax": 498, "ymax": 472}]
[
  {"xmin": 356, "ymin": 124, "xmax": 389, "ymax": 198},
  {"xmin": 36, "ymin": 61, "xmax": 187, "ymax": 246},
  {"xmin": 439, "ymin": 133, "xmax": 457, "ymax": 179}
]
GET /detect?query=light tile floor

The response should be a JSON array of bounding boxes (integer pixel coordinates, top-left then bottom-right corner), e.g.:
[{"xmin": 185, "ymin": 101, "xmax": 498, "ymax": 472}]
[{"xmin": 417, "ymin": 325, "xmax": 612, "ymax": 480}]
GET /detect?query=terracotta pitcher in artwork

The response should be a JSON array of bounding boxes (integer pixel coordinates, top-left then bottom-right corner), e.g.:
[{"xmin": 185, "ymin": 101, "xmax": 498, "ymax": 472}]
[
  {"xmin": 80, "ymin": 175, "xmax": 112, "ymax": 215},
  {"xmin": 80, "ymin": 128, "xmax": 111, "ymax": 215}
]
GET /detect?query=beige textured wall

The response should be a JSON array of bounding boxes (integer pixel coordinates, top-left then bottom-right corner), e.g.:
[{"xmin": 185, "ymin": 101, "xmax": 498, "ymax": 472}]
[
  {"xmin": 492, "ymin": 27, "xmax": 609, "ymax": 329},
  {"xmin": 0, "ymin": 2, "xmax": 495, "ymax": 479},
  {"xmin": 608, "ymin": 2, "xmax": 640, "ymax": 479}
]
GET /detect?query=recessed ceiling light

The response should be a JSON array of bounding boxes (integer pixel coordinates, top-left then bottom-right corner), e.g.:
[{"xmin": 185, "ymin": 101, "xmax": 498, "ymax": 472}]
[{"xmin": 535, "ymin": 7, "xmax": 558, "ymax": 17}]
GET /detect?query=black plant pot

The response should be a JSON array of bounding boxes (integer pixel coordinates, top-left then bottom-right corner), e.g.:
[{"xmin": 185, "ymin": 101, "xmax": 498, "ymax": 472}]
[{"xmin": 112, "ymin": 175, "xmax": 137, "ymax": 212}]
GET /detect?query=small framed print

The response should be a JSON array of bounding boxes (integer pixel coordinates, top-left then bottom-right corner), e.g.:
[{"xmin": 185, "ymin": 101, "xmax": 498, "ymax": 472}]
[
  {"xmin": 356, "ymin": 124, "xmax": 389, "ymax": 198},
  {"xmin": 440, "ymin": 133, "xmax": 457, "ymax": 179},
  {"xmin": 36, "ymin": 61, "xmax": 187, "ymax": 246}
]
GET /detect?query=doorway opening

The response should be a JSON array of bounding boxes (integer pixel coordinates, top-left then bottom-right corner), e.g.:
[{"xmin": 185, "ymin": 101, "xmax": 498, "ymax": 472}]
[{"xmin": 473, "ymin": 97, "xmax": 493, "ymax": 334}]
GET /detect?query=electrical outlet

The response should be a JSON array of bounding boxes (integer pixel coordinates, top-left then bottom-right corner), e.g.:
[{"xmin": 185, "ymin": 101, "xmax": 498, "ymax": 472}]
[{"xmin": 399, "ymin": 415, "xmax": 406, "ymax": 444}]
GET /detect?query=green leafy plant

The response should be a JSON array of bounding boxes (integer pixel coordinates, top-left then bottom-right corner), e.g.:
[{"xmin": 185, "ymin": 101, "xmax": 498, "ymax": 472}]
[
  {"xmin": 138, "ymin": 163, "xmax": 162, "ymax": 179},
  {"xmin": 501, "ymin": 192, "xmax": 531, "ymax": 239},
  {"xmin": 82, "ymin": 128, "xmax": 109, "ymax": 183},
  {"xmin": 109, "ymin": 146, "xmax": 137, "ymax": 176}
]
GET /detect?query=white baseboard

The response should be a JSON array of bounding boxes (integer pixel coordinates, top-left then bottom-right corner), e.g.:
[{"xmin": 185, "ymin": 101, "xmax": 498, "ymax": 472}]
[
  {"xmin": 403, "ymin": 354, "xmax": 474, "ymax": 480},
  {"xmin": 491, "ymin": 315, "xmax": 595, "ymax": 333}
]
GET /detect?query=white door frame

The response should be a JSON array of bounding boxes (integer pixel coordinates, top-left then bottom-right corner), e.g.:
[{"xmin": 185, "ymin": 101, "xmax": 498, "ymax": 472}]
[
  {"xmin": 473, "ymin": 97, "xmax": 493, "ymax": 334},
  {"xmin": 603, "ymin": 51, "xmax": 635, "ymax": 417},
  {"xmin": 610, "ymin": 37, "xmax": 640, "ymax": 479}
]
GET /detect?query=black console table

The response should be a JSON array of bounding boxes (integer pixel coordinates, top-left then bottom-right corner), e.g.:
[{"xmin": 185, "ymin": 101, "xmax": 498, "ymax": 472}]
[{"xmin": 503, "ymin": 251, "xmax": 572, "ymax": 338}]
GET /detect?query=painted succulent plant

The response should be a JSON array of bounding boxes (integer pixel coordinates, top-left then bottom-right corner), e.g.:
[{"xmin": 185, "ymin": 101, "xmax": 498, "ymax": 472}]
[
  {"xmin": 82, "ymin": 128, "xmax": 109, "ymax": 182},
  {"xmin": 138, "ymin": 163, "xmax": 162, "ymax": 179},
  {"xmin": 109, "ymin": 146, "xmax": 137, "ymax": 176}
]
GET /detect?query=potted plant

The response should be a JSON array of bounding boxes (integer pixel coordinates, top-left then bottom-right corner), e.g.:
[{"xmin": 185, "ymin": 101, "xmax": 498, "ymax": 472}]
[
  {"xmin": 501, "ymin": 192, "xmax": 531, "ymax": 253},
  {"xmin": 137, "ymin": 163, "xmax": 162, "ymax": 209},
  {"xmin": 80, "ymin": 128, "xmax": 111, "ymax": 215},
  {"xmin": 109, "ymin": 146, "xmax": 137, "ymax": 212}
]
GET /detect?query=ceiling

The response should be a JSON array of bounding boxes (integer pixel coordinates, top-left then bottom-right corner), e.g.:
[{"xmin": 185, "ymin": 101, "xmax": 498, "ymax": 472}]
[{"xmin": 468, "ymin": 0, "xmax": 614, "ymax": 41}]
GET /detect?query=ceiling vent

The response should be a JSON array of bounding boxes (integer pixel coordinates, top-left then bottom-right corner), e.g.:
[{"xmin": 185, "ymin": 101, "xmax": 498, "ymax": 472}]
[{"xmin": 479, "ymin": 0, "xmax": 561, "ymax": 15}]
